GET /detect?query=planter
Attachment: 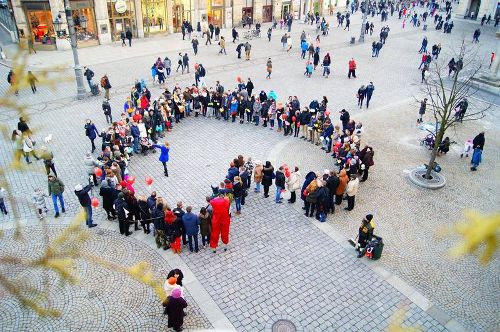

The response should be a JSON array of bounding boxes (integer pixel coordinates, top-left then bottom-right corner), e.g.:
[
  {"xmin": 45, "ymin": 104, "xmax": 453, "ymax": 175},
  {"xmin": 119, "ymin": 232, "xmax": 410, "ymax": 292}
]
[{"xmin": 408, "ymin": 166, "xmax": 446, "ymax": 189}]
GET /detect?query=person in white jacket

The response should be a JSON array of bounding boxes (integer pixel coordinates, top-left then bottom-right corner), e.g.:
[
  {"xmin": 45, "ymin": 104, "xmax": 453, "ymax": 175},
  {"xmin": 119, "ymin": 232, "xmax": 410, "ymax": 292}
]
[
  {"xmin": 286, "ymin": 167, "xmax": 302, "ymax": 203},
  {"xmin": 32, "ymin": 188, "xmax": 48, "ymax": 219},
  {"xmin": 345, "ymin": 174, "xmax": 359, "ymax": 211},
  {"xmin": 164, "ymin": 277, "xmax": 184, "ymax": 298}
]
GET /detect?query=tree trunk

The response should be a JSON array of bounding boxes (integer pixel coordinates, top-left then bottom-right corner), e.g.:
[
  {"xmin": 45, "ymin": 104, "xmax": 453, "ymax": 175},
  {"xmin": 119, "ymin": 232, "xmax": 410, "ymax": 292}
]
[{"xmin": 425, "ymin": 121, "xmax": 446, "ymax": 179}]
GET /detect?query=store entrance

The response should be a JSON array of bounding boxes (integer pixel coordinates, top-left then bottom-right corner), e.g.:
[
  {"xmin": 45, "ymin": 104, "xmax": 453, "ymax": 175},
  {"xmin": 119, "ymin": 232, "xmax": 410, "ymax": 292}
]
[
  {"xmin": 209, "ymin": 8, "xmax": 223, "ymax": 27},
  {"xmin": 173, "ymin": 4, "xmax": 190, "ymax": 32},
  {"xmin": 111, "ymin": 17, "xmax": 132, "ymax": 40}
]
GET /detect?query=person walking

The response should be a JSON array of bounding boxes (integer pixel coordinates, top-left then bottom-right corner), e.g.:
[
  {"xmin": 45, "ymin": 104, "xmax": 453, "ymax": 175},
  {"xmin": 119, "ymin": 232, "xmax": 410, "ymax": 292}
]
[
  {"xmin": 74, "ymin": 184, "xmax": 97, "ymax": 228},
  {"xmin": 244, "ymin": 42, "xmax": 251, "ymax": 60},
  {"xmin": 153, "ymin": 141, "xmax": 170, "ymax": 176},
  {"xmin": 266, "ymin": 58, "xmax": 272, "ymax": 79},
  {"xmin": 418, "ymin": 36, "xmax": 428, "ymax": 53},
  {"xmin": 27, "ymin": 71, "xmax": 38, "ymax": 93},
  {"xmin": 182, "ymin": 53, "xmax": 190, "ymax": 73},
  {"xmin": 176, "ymin": 53, "xmax": 183, "ymax": 73},
  {"xmin": 48, "ymin": 174, "xmax": 65, "ymax": 218},
  {"xmin": 27, "ymin": 35, "xmax": 37, "ymax": 54},
  {"xmin": 365, "ymin": 82, "xmax": 375, "ymax": 108},
  {"xmin": 322, "ymin": 53, "xmax": 331, "ymax": 77},
  {"xmin": 100, "ymin": 74, "xmax": 112, "ymax": 100},
  {"xmin": 470, "ymin": 132, "xmax": 485, "ymax": 171},
  {"xmin": 115, "ymin": 192, "xmax": 131, "ymax": 236},
  {"xmin": 102, "ymin": 99, "xmax": 112, "ymax": 124},
  {"xmin": 0, "ymin": 187, "xmax": 8, "ymax": 215},
  {"xmin": 182, "ymin": 206, "xmax": 200, "ymax": 252},
  {"xmin": 39, "ymin": 146, "xmax": 57, "ymax": 176},
  {"xmin": 357, "ymin": 85, "xmax": 366, "ymax": 108},
  {"xmin": 164, "ymin": 288, "xmax": 188, "ymax": 332},
  {"xmin": 359, "ymin": 146, "xmax": 375, "ymax": 181},
  {"xmin": 286, "ymin": 166, "xmax": 301, "ymax": 203},
  {"xmin": 22, "ymin": 134, "xmax": 39, "ymax": 164},
  {"xmin": 191, "ymin": 36, "xmax": 199, "ymax": 55},
  {"xmin": 286, "ymin": 34, "xmax": 293, "ymax": 52},
  {"xmin": 262, "ymin": 161, "xmax": 274, "ymax": 198},
  {"xmin": 120, "ymin": 31, "xmax": 126, "ymax": 46},
  {"xmin": 417, "ymin": 98, "xmax": 427, "ymax": 123},
  {"xmin": 232, "ymin": 27, "xmax": 238, "ymax": 43},
  {"xmin": 218, "ymin": 36, "xmax": 227, "ymax": 55},
  {"xmin": 344, "ymin": 174, "xmax": 359, "ymax": 211},
  {"xmin": 348, "ymin": 58, "xmax": 357, "ymax": 78},
  {"xmin": 267, "ymin": 27, "xmax": 272, "ymax": 41},
  {"xmin": 84, "ymin": 119, "xmax": 99, "ymax": 153},
  {"xmin": 126, "ymin": 29, "xmax": 133, "ymax": 46}
]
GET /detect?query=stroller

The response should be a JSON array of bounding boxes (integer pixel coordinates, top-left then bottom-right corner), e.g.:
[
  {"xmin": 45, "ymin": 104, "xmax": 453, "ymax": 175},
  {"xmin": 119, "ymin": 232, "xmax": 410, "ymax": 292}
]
[
  {"xmin": 140, "ymin": 137, "xmax": 156, "ymax": 155},
  {"xmin": 420, "ymin": 134, "xmax": 435, "ymax": 150}
]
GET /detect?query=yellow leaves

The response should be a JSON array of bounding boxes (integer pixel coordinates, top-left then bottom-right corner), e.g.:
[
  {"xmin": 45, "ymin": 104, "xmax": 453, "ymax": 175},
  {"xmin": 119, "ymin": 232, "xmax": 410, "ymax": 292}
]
[
  {"xmin": 43, "ymin": 258, "xmax": 79, "ymax": 284},
  {"xmin": 442, "ymin": 210, "xmax": 500, "ymax": 265},
  {"xmin": 387, "ymin": 308, "xmax": 421, "ymax": 332},
  {"xmin": 127, "ymin": 262, "xmax": 167, "ymax": 303}
]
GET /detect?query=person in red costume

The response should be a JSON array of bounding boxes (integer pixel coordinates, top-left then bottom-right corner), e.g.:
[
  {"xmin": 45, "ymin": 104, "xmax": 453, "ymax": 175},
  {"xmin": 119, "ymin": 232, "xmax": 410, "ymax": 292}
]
[{"xmin": 209, "ymin": 196, "xmax": 231, "ymax": 253}]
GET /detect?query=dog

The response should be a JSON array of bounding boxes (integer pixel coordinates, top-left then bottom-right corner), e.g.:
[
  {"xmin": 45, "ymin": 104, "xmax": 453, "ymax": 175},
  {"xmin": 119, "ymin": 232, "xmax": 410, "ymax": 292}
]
[{"xmin": 44, "ymin": 134, "xmax": 53, "ymax": 143}]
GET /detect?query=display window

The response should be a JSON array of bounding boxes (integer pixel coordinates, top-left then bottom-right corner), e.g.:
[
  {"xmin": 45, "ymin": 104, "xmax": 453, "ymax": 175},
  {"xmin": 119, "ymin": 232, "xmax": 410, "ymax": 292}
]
[
  {"xmin": 24, "ymin": 2, "xmax": 56, "ymax": 45},
  {"xmin": 141, "ymin": 0, "xmax": 167, "ymax": 34},
  {"xmin": 107, "ymin": 0, "xmax": 137, "ymax": 41},
  {"xmin": 172, "ymin": 0, "xmax": 193, "ymax": 32},
  {"xmin": 71, "ymin": 0, "xmax": 98, "ymax": 45}
]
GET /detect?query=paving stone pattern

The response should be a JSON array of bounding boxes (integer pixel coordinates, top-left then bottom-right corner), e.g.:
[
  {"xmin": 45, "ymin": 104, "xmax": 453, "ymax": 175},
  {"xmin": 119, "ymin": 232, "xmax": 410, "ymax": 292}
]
[{"xmin": 0, "ymin": 226, "xmax": 212, "ymax": 331}]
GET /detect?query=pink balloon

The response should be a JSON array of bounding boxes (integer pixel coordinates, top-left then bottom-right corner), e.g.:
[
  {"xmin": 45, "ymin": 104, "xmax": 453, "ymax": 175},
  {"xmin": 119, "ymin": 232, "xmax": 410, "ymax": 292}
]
[
  {"xmin": 127, "ymin": 176, "xmax": 136, "ymax": 184},
  {"xmin": 145, "ymin": 177, "xmax": 153, "ymax": 186}
]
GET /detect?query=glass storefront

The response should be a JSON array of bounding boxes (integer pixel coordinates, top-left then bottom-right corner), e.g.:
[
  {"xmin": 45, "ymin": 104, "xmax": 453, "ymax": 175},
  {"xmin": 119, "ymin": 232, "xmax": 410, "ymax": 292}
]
[
  {"xmin": 70, "ymin": 0, "xmax": 98, "ymax": 46},
  {"xmin": 207, "ymin": 0, "xmax": 224, "ymax": 27},
  {"xmin": 172, "ymin": 0, "xmax": 193, "ymax": 32},
  {"xmin": 242, "ymin": 0, "xmax": 252, "ymax": 22},
  {"xmin": 141, "ymin": 0, "xmax": 167, "ymax": 35},
  {"xmin": 107, "ymin": 0, "xmax": 137, "ymax": 41},
  {"xmin": 23, "ymin": 2, "xmax": 56, "ymax": 48}
]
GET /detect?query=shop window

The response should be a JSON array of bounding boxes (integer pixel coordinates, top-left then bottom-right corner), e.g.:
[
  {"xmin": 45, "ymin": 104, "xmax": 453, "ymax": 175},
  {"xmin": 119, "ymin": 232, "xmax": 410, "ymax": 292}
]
[
  {"xmin": 141, "ymin": 0, "xmax": 167, "ymax": 34},
  {"xmin": 24, "ymin": 3, "xmax": 55, "ymax": 45},
  {"xmin": 70, "ymin": 0, "xmax": 98, "ymax": 45}
]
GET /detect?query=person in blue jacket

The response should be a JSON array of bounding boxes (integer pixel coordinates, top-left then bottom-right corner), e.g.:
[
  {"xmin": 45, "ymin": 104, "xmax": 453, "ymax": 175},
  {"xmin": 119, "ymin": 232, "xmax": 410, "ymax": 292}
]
[
  {"xmin": 153, "ymin": 141, "xmax": 170, "ymax": 176},
  {"xmin": 84, "ymin": 119, "xmax": 99, "ymax": 153},
  {"xmin": 182, "ymin": 206, "xmax": 200, "ymax": 252}
]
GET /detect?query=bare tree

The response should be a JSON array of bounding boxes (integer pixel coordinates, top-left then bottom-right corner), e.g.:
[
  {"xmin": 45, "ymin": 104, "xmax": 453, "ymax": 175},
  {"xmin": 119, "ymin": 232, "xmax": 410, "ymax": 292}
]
[{"xmin": 419, "ymin": 40, "xmax": 489, "ymax": 180}]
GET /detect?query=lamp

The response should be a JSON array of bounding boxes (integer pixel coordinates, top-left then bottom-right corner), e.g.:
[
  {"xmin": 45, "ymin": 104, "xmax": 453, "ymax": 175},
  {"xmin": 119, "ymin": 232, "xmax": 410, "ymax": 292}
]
[
  {"xmin": 80, "ymin": 15, "xmax": 87, "ymax": 29},
  {"xmin": 53, "ymin": 16, "xmax": 62, "ymax": 32}
]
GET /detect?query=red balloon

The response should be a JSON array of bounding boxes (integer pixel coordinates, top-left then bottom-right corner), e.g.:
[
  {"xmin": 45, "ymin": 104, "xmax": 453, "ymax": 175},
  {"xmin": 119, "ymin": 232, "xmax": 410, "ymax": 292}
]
[
  {"xmin": 285, "ymin": 170, "xmax": 291, "ymax": 177},
  {"xmin": 292, "ymin": 116, "xmax": 296, "ymax": 122},
  {"xmin": 94, "ymin": 167, "xmax": 102, "ymax": 177},
  {"xmin": 118, "ymin": 121, "xmax": 124, "ymax": 126},
  {"xmin": 194, "ymin": 63, "xmax": 199, "ymax": 70},
  {"xmin": 119, "ymin": 129, "xmax": 126, "ymax": 136},
  {"xmin": 325, "ymin": 111, "xmax": 330, "ymax": 116},
  {"xmin": 91, "ymin": 197, "xmax": 99, "ymax": 208},
  {"xmin": 126, "ymin": 176, "xmax": 136, "ymax": 184},
  {"xmin": 145, "ymin": 177, "xmax": 153, "ymax": 186},
  {"xmin": 281, "ymin": 114, "xmax": 287, "ymax": 120},
  {"xmin": 297, "ymin": 122, "xmax": 300, "ymax": 126},
  {"xmin": 119, "ymin": 180, "xmax": 127, "ymax": 187},
  {"xmin": 236, "ymin": 76, "xmax": 242, "ymax": 82}
]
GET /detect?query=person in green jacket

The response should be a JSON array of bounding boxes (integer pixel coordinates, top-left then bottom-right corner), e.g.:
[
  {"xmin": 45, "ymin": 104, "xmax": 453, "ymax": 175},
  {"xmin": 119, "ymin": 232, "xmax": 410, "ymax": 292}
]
[{"xmin": 48, "ymin": 174, "xmax": 65, "ymax": 218}]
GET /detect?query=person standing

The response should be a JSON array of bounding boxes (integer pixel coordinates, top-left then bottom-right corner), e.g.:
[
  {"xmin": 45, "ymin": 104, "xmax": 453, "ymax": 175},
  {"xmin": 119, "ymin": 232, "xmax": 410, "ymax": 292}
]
[
  {"xmin": 262, "ymin": 161, "xmax": 274, "ymax": 198},
  {"xmin": 286, "ymin": 166, "xmax": 301, "ymax": 203},
  {"xmin": 335, "ymin": 169, "xmax": 348, "ymax": 205},
  {"xmin": 233, "ymin": 176, "xmax": 244, "ymax": 215},
  {"xmin": 164, "ymin": 288, "xmax": 188, "ymax": 331},
  {"xmin": 471, "ymin": 132, "xmax": 485, "ymax": 171},
  {"xmin": 199, "ymin": 207, "xmax": 211, "ymax": 247},
  {"xmin": 84, "ymin": 119, "xmax": 99, "ymax": 153},
  {"xmin": 357, "ymin": 214, "xmax": 375, "ymax": 257},
  {"xmin": 83, "ymin": 66, "xmax": 94, "ymax": 90},
  {"xmin": 215, "ymin": 25, "xmax": 220, "ymax": 40},
  {"xmin": 102, "ymin": 99, "xmax": 112, "ymax": 124},
  {"xmin": 246, "ymin": 78, "xmax": 254, "ymax": 96},
  {"xmin": 27, "ymin": 71, "xmax": 38, "ymax": 93},
  {"xmin": 153, "ymin": 141, "xmax": 170, "ymax": 176},
  {"xmin": 74, "ymin": 184, "xmax": 97, "ymax": 228},
  {"xmin": 182, "ymin": 206, "xmax": 200, "ymax": 252},
  {"xmin": 365, "ymin": 82, "xmax": 375, "ymax": 108},
  {"xmin": 182, "ymin": 53, "xmax": 190, "ymax": 73},
  {"xmin": 48, "ymin": 174, "xmax": 65, "ymax": 218},
  {"xmin": 360, "ymin": 146, "xmax": 375, "ymax": 182},
  {"xmin": 344, "ymin": 174, "xmax": 359, "ymax": 211},
  {"xmin": 99, "ymin": 181, "xmax": 117, "ymax": 221},
  {"xmin": 115, "ymin": 192, "xmax": 131, "ymax": 236},
  {"xmin": 0, "ymin": 187, "xmax": 8, "ymax": 215},
  {"xmin": 209, "ymin": 196, "xmax": 231, "ymax": 253},
  {"xmin": 173, "ymin": 202, "xmax": 187, "ymax": 246},
  {"xmin": 326, "ymin": 171, "xmax": 339, "ymax": 213},
  {"xmin": 266, "ymin": 58, "xmax": 272, "ymax": 79},
  {"xmin": 244, "ymin": 42, "xmax": 251, "ymax": 60},
  {"xmin": 274, "ymin": 166, "xmax": 286, "ymax": 203},
  {"xmin": 348, "ymin": 58, "xmax": 357, "ymax": 78},
  {"xmin": 253, "ymin": 160, "xmax": 263, "ymax": 192},
  {"xmin": 218, "ymin": 36, "xmax": 227, "ymax": 55},
  {"xmin": 126, "ymin": 29, "xmax": 133, "ymax": 46},
  {"xmin": 267, "ymin": 27, "xmax": 272, "ymax": 41},
  {"xmin": 417, "ymin": 98, "xmax": 427, "ymax": 123}
]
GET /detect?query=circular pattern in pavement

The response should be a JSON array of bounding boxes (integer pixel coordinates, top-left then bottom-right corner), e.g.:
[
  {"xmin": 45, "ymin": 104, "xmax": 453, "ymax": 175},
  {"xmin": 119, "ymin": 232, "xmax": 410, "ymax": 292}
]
[{"xmin": 272, "ymin": 319, "xmax": 297, "ymax": 332}]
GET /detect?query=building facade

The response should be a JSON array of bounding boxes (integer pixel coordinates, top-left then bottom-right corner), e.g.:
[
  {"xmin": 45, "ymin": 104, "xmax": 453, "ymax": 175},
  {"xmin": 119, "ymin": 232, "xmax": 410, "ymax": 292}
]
[
  {"xmin": 10, "ymin": 0, "xmax": 336, "ymax": 50},
  {"xmin": 454, "ymin": 0, "xmax": 499, "ymax": 19}
]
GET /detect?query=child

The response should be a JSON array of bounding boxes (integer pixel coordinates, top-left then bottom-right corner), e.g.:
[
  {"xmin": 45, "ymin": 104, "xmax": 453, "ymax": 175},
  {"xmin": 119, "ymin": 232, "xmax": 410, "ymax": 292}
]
[
  {"xmin": 0, "ymin": 187, "xmax": 8, "ymax": 215},
  {"xmin": 461, "ymin": 138, "xmax": 473, "ymax": 158},
  {"xmin": 163, "ymin": 276, "xmax": 183, "ymax": 297},
  {"xmin": 305, "ymin": 61, "xmax": 313, "ymax": 77},
  {"xmin": 199, "ymin": 207, "xmax": 212, "ymax": 247},
  {"xmin": 32, "ymin": 188, "xmax": 48, "ymax": 220}
]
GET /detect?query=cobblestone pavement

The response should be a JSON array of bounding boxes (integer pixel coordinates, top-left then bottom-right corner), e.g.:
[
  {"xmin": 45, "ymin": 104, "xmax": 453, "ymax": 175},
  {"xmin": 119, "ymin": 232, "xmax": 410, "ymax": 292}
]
[
  {"xmin": 0, "ymin": 226, "xmax": 212, "ymax": 331},
  {"xmin": 0, "ymin": 7, "xmax": 499, "ymax": 332}
]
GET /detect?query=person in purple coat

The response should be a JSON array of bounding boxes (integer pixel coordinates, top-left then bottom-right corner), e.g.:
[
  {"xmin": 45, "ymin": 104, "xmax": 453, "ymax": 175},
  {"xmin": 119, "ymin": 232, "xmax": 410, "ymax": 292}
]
[{"xmin": 153, "ymin": 141, "xmax": 170, "ymax": 176}]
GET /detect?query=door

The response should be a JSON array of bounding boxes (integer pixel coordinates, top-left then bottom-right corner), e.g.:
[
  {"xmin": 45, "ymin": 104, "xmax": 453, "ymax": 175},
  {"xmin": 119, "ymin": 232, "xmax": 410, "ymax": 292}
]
[
  {"xmin": 173, "ymin": 4, "xmax": 183, "ymax": 32},
  {"xmin": 210, "ymin": 8, "xmax": 223, "ymax": 26},
  {"xmin": 262, "ymin": 5, "xmax": 272, "ymax": 23},
  {"xmin": 282, "ymin": 4, "xmax": 290, "ymax": 18}
]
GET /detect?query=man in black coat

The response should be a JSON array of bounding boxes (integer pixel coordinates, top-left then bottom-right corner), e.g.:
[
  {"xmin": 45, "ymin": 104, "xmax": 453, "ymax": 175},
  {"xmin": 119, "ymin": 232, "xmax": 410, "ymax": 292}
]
[
  {"xmin": 152, "ymin": 203, "xmax": 167, "ymax": 249},
  {"xmin": 472, "ymin": 132, "xmax": 485, "ymax": 150},
  {"xmin": 173, "ymin": 202, "xmax": 187, "ymax": 245},
  {"xmin": 125, "ymin": 29, "xmax": 132, "ymax": 46},
  {"xmin": 326, "ymin": 171, "xmax": 339, "ymax": 213},
  {"xmin": 115, "ymin": 192, "xmax": 131, "ymax": 236},
  {"xmin": 74, "ymin": 184, "xmax": 97, "ymax": 228},
  {"xmin": 246, "ymin": 78, "xmax": 254, "ymax": 97},
  {"xmin": 274, "ymin": 166, "xmax": 286, "ymax": 203},
  {"xmin": 99, "ymin": 181, "xmax": 117, "ymax": 220},
  {"xmin": 340, "ymin": 109, "xmax": 350, "ymax": 131}
]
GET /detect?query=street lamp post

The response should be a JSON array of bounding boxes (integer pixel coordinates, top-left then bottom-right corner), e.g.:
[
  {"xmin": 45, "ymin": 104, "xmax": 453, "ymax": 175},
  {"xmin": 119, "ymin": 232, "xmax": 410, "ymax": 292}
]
[
  {"xmin": 63, "ymin": 0, "xmax": 86, "ymax": 100},
  {"xmin": 358, "ymin": 1, "xmax": 368, "ymax": 43}
]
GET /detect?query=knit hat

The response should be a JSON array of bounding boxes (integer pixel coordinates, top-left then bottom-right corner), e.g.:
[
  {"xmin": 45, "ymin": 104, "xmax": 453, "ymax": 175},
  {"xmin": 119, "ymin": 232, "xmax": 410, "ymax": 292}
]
[
  {"xmin": 171, "ymin": 288, "xmax": 182, "ymax": 299},
  {"xmin": 167, "ymin": 277, "xmax": 177, "ymax": 285},
  {"xmin": 365, "ymin": 214, "xmax": 373, "ymax": 221},
  {"xmin": 74, "ymin": 184, "xmax": 83, "ymax": 191}
]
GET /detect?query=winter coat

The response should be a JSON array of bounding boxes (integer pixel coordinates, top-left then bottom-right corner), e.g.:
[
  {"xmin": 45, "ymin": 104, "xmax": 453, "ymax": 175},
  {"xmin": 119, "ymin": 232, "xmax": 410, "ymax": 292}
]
[
  {"xmin": 199, "ymin": 212, "xmax": 211, "ymax": 236},
  {"xmin": 286, "ymin": 171, "xmax": 302, "ymax": 191},
  {"xmin": 182, "ymin": 212, "xmax": 200, "ymax": 236},
  {"xmin": 48, "ymin": 177, "xmax": 65, "ymax": 195},
  {"xmin": 472, "ymin": 133, "xmax": 485, "ymax": 150},
  {"xmin": 99, "ymin": 183, "xmax": 117, "ymax": 211},
  {"xmin": 301, "ymin": 171, "xmax": 317, "ymax": 200},
  {"xmin": 115, "ymin": 197, "xmax": 129, "ymax": 220},
  {"xmin": 153, "ymin": 144, "xmax": 170, "ymax": 162},
  {"xmin": 275, "ymin": 170, "xmax": 286, "ymax": 188},
  {"xmin": 75, "ymin": 185, "xmax": 92, "ymax": 207},
  {"xmin": 233, "ymin": 182, "xmax": 244, "ymax": 198},
  {"xmin": 32, "ymin": 191, "xmax": 47, "ymax": 209},
  {"xmin": 262, "ymin": 165, "xmax": 274, "ymax": 186},
  {"xmin": 165, "ymin": 296, "xmax": 188, "ymax": 329},
  {"xmin": 152, "ymin": 206, "xmax": 165, "ymax": 230},
  {"xmin": 326, "ymin": 175, "xmax": 339, "ymax": 195},
  {"xmin": 84, "ymin": 155, "xmax": 101, "ymax": 175},
  {"xmin": 336, "ymin": 170, "xmax": 348, "ymax": 195},
  {"xmin": 254, "ymin": 164, "xmax": 263, "ymax": 183},
  {"xmin": 85, "ymin": 123, "xmax": 99, "ymax": 140},
  {"xmin": 345, "ymin": 178, "xmax": 359, "ymax": 196}
]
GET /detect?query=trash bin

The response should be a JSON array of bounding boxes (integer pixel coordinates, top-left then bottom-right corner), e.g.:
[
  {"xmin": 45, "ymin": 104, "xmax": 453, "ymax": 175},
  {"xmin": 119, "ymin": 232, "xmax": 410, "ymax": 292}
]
[
  {"xmin": 350, "ymin": 37, "xmax": 355, "ymax": 44},
  {"xmin": 370, "ymin": 235, "xmax": 384, "ymax": 260}
]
